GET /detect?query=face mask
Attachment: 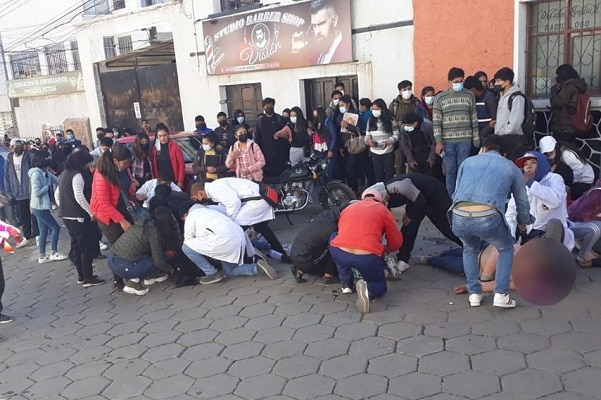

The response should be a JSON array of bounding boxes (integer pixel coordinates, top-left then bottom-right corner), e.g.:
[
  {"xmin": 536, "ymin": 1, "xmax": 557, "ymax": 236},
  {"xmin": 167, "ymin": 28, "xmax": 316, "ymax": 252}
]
[
  {"xmin": 424, "ymin": 96, "xmax": 434, "ymax": 105},
  {"xmin": 451, "ymin": 82, "xmax": 464, "ymax": 92},
  {"xmin": 371, "ymin": 110, "xmax": 381, "ymax": 118},
  {"xmin": 97, "ymin": 133, "xmax": 104, "ymax": 139},
  {"xmin": 140, "ymin": 143, "xmax": 150, "ymax": 151},
  {"xmin": 196, "ymin": 123, "xmax": 206, "ymax": 130},
  {"xmin": 264, "ymin": 107, "xmax": 274, "ymax": 116},
  {"xmin": 238, "ymin": 133, "xmax": 248, "ymax": 142},
  {"xmin": 339, "ymin": 107, "xmax": 347, "ymax": 114},
  {"xmin": 14, "ymin": 146, "xmax": 24, "ymax": 155},
  {"xmin": 403, "ymin": 125, "xmax": 415, "ymax": 132},
  {"xmin": 219, "ymin": 120, "xmax": 227, "ymax": 127},
  {"xmin": 67, "ymin": 134, "xmax": 74, "ymax": 140},
  {"xmin": 236, "ymin": 116, "xmax": 244, "ymax": 124},
  {"xmin": 290, "ymin": 116, "xmax": 297, "ymax": 124},
  {"xmin": 202, "ymin": 144, "xmax": 212, "ymax": 151},
  {"xmin": 332, "ymin": 99, "xmax": 340, "ymax": 106},
  {"xmin": 401, "ymin": 90, "xmax": 412, "ymax": 100},
  {"xmin": 494, "ymin": 84, "xmax": 503, "ymax": 93}
]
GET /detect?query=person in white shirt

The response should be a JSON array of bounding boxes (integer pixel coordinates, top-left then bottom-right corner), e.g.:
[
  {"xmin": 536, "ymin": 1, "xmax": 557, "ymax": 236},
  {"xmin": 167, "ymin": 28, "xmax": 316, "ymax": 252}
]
[{"xmin": 135, "ymin": 174, "xmax": 182, "ymax": 208}]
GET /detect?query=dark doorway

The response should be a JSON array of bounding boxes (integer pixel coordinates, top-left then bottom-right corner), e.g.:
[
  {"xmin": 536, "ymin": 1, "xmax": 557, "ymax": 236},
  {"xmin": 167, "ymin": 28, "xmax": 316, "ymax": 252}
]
[
  {"xmin": 304, "ymin": 75, "xmax": 358, "ymax": 115},
  {"xmin": 225, "ymin": 83, "xmax": 263, "ymax": 127},
  {"xmin": 99, "ymin": 63, "xmax": 183, "ymax": 132}
]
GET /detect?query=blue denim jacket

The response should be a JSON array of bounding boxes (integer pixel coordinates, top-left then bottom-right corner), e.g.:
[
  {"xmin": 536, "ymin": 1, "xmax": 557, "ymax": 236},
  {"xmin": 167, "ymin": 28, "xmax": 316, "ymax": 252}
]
[{"xmin": 450, "ymin": 150, "xmax": 532, "ymax": 227}]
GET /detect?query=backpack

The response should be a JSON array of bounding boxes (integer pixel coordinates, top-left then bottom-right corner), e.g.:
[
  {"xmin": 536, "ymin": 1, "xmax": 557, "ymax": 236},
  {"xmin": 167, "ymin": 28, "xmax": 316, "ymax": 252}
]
[
  {"xmin": 241, "ymin": 182, "xmax": 280, "ymax": 208},
  {"xmin": 508, "ymin": 92, "xmax": 536, "ymax": 147},
  {"xmin": 570, "ymin": 92, "xmax": 593, "ymax": 135}
]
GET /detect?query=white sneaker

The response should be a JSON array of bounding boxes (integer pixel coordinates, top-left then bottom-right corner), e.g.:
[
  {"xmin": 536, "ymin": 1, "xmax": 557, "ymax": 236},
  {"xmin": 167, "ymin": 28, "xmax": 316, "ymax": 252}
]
[
  {"xmin": 493, "ymin": 293, "xmax": 516, "ymax": 308},
  {"xmin": 396, "ymin": 260, "xmax": 410, "ymax": 274},
  {"xmin": 355, "ymin": 279, "xmax": 370, "ymax": 314},
  {"xmin": 469, "ymin": 293, "xmax": 483, "ymax": 307},
  {"xmin": 38, "ymin": 255, "xmax": 51, "ymax": 264},
  {"xmin": 99, "ymin": 241, "xmax": 109, "ymax": 251},
  {"xmin": 123, "ymin": 279, "xmax": 149, "ymax": 296},
  {"xmin": 49, "ymin": 252, "xmax": 68, "ymax": 261},
  {"xmin": 143, "ymin": 272, "xmax": 169, "ymax": 286},
  {"xmin": 16, "ymin": 239, "xmax": 30, "ymax": 249}
]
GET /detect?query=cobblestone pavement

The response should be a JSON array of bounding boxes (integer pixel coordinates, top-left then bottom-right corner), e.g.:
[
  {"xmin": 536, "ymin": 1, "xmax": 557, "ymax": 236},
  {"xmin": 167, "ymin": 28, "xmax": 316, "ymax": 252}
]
[{"xmin": 0, "ymin": 206, "xmax": 600, "ymax": 400}]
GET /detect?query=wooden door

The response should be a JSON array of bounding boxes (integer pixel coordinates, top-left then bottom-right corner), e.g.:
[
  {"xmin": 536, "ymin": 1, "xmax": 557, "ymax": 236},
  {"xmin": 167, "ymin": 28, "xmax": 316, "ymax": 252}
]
[{"xmin": 225, "ymin": 83, "xmax": 263, "ymax": 126}]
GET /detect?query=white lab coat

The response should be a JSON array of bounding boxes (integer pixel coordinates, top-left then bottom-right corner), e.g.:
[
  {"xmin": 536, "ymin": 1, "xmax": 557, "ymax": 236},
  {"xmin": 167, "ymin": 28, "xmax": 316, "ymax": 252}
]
[
  {"xmin": 205, "ymin": 177, "xmax": 274, "ymax": 226},
  {"xmin": 506, "ymin": 171, "xmax": 575, "ymax": 250},
  {"xmin": 183, "ymin": 204, "xmax": 255, "ymax": 265}
]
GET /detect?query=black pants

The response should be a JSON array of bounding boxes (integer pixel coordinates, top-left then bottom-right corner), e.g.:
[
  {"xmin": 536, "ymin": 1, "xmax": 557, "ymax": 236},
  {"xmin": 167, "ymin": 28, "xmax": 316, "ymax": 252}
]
[
  {"xmin": 346, "ymin": 151, "xmax": 375, "ymax": 192},
  {"xmin": 0, "ymin": 257, "xmax": 5, "ymax": 314},
  {"xmin": 15, "ymin": 199, "xmax": 38, "ymax": 239},
  {"xmin": 64, "ymin": 218, "xmax": 96, "ymax": 281},
  {"xmin": 252, "ymin": 221, "xmax": 285, "ymax": 254},
  {"xmin": 292, "ymin": 250, "xmax": 338, "ymax": 276},
  {"xmin": 571, "ymin": 182, "xmax": 592, "ymax": 200},
  {"xmin": 372, "ymin": 152, "xmax": 395, "ymax": 183},
  {"xmin": 397, "ymin": 199, "xmax": 462, "ymax": 263}
]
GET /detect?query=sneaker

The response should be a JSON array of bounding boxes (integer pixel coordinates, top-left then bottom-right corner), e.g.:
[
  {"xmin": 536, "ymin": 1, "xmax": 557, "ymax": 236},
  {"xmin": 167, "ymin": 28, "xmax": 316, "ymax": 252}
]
[
  {"xmin": 143, "ymin": 272, "xmax": 169, "ymax": 286},
  {"xmin": 469, "ymin": 293, "xmax": 483, "ymax": 307},
  {"xmin": 544, "ymin": 218, "xmax": 564, "ymax": 243},
  {"xmin": 94, "ymin": 253, "xmax": 107, "ymax": 260},
  {"xmin": 113, "ymin": 279, "xmax": 125, "ymax": 290},
  {"xmin": 199, "ymin": 271, "xmax": 224, "ymax": 285},
  {"xmin": 341, "ymin": 282, "xmax": 355, "ymax": 294},
  {"xmin": 99, "ymin": 241, "xmax": 109, "ymax": 251},
  {"xmin": 123, "ymin": 280, "xmax": 149, "ymax": 296},
  {"xmin": 49, "ymin": 252, "xmax": 68, "ymax": 261},
  {"xmin": 493, "ymin": 293, "xmax": 516, "ymax": 308},
  {"xmin": 256, "ymin": 259, "xmax": 277, "ymax": 280},
  {"xmin": 38, "ymin": 255, "xmax": 51, "ymax": 264},
  {"xmin": 15, "ymin": 238, "xmax": 30, "ymax": 249},
  {"xmin": 322, "ymin": 275, "xmax": 339, "ymax": 284},
  {"xmin": 355, "ymin": 279, "xmax": 370, "ymax": 314},
  {"xmin": 0, "ymin": 314, "xmax": 15, "ymax": 324},
  {"xmin": 78, "ymin": 274, "xmax": 98, "ymax": 284},
  {"xmin": 396, "ymin": 260, "xmax": 410, "ymax": 274},
  {"xmin": 82, "ymin": 277, "xmax": 106, "ymax": 288},
  {"xmin": 281, "ymin": 254, "xmax": 293, "ymax": 264}
]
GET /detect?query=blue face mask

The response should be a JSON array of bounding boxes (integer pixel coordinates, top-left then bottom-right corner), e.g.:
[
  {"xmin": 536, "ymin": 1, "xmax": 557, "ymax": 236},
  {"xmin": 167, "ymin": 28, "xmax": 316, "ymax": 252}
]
[
  {"xmin": 451, "ymin": 82, "xmax": 464, "ymax": 92},
  {"xmin": 339, "ymin": 107, "xmax": 347, "ymax": 114}
]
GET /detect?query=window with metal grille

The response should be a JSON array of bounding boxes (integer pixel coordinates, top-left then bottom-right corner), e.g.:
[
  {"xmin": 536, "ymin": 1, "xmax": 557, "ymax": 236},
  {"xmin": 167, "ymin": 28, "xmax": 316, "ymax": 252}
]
[
  {"xmin": 104, "ymin": 37, "xmax": 116, "ymax": 59},
  {"xmin": 71, "ymin": 40, "xmax": 81, "ymax": 71},
  {"xmin": 528, "ymin": 0, "xmax": 601, "ymax": 97},
  {"xmin": 10, "ymin": 51, "xmax": 41, "ymax": 79},
  {"xmin": 113, "ymin": 0, "xmax": 125, "ymax": 10},
  {"xmin": 45, "ymin": 43, "xmax": 69, "ymax": 75},
  {"xmin": 141, "ymin": 0, "xmax": 163, "ymax": 6},
  {"xmin": 220, "ymin": 0, "xmax": 260, "ymax": 11},
  {"xmin": 118, "ymin": 36, "xmax": 133, "ymax": 55},
  {"xmin": 83, "ymin": 0, "xmax": 109, "ymax": 14}
]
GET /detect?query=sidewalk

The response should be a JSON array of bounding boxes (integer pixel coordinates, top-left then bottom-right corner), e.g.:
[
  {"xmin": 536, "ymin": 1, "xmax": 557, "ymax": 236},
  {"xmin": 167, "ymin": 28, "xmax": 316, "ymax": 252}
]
[{"xmin": 0, "ymin": 206, "xmax": 600, "ymax": 399}]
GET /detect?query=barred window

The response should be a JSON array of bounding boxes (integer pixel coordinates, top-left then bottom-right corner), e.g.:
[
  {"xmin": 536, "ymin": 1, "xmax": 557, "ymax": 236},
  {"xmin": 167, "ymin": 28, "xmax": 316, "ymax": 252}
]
[
  {"xmin": 83, "ymin": 0, "xmax": 109, "ymax": 14},
  {"xmin": 45, "ymin": 43, "xmax": 69, "ymax": 75},
  {"xmin": 10, "ymin": 51, "xmax": 41, "ymax": 79},
  {"xmin": 113, "ymin": 0, "xmax": 125, "ymax": 10},
  {"xmin": 528, "ymin": 0, "xmax": 601, "ymax": 97},
  {"xmin": 71, "ymin": 40, "xmax": 81, "ymax": 71},
  {"xmin": 104, "ymin": 37, "xmax": 116, "ymax": 59},
  {"xmin": 118, "ymin": 35, "xmax": 133, "ymax": 54}
]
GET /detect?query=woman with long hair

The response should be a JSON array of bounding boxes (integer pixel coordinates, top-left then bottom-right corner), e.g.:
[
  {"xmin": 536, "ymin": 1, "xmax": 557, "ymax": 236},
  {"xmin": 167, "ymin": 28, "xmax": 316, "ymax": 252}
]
[
  {"xmin": 365, "ymin": 98, "xmax": 400, "ymax": 182},
  {"xmin": 192, "ymin": 134, "xmax": 229, "ymax": 181},
  {"xmin": 311, "ymin": 106, "xmax": 338, "ymax": 181},
  {"xmin": 288, "ymin": 106, "xmax": 310, "ymax": 166},
  {"xmin": 57, "ymin": 149, "xmax": 105, "ymax": 287},
  {"xmin": 131, "ymin": 132, "xmax": 153, "ymax": 186},
  {"xmin": 225, "ymin": 125, "xmax": 266, "ymax": 182},
  {"xmin": 150, "ymin": 124, "xmax": 185, "ymax": 189}
]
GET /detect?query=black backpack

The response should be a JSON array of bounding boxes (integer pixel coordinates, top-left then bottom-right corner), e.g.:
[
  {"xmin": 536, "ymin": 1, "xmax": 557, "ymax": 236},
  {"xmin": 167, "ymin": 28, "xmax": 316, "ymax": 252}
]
[{"xmin": 508, "ymin": 91, "xmax": 536, "ymax": 147}]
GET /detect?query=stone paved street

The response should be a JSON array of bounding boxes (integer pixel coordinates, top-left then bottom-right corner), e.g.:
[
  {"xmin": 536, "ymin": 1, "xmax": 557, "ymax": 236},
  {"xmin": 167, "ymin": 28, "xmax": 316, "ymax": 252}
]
[{"xmin": 0, "ymin": 205, "xmax": 600, "ymax": 399}]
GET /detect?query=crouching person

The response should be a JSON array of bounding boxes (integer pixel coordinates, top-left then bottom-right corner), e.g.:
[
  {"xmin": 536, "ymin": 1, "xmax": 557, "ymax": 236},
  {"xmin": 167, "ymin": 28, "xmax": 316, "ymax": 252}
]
[
  {"xmin": 107, "ymin": 209, "xmax": 170, "ymax": 295},
  {"xmin": 181, "ymin": 202, "xmax": 277, "ymax": 284},
  {"xmin": 290, "ymin": 208, "xmax": 341, "ymax": 284},
  {"xmin": 329, "ymin": 188, "xmax": 403, "ymax": 313}
]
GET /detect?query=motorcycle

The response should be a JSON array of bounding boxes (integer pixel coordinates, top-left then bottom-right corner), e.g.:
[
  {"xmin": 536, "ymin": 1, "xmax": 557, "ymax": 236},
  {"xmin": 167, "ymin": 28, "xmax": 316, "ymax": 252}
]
[{"xmin": 263, "ymin": 155, "xmax": 356, "ymax": 215}]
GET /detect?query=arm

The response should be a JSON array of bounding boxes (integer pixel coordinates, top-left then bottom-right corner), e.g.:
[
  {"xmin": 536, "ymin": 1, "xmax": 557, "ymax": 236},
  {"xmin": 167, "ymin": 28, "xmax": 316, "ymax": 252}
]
[
  {"xmin": 326, "ymin": 119, "xmax": 338, "ymax": 151},
  {"xmin": 225, "ymin": 144, "xmax": 237, "ymax": 169},
  {"xmin": 432, "ymin": 97, "xmax": 443, "ymax": 143},
  {"xmin": 192, "ymin": 150, "xmax": 205, "ymax": 174},
  {"xmin": 497, "ymin": 95, "xmax": 525, "ymax": 135},
  {"xmin": 550, "ymin": 84, "xmax": 577, "ymax": 109},
  {"xmin": 399, "ymin": 131, "xmax": 415, "ymax": 163},
  {"xmin": 248, "ymin": 143, "xmax": 266, "ymax": 173},
  {"xmin": 529, "ymin": 174, "xmax": 566, "ymax": 209},
  {"xmin": 173, "ymin": 143, "xmax": 186, "ymax": 186},
  {"xmin": 505, "ymin": 195, "xmax": 519, "ymax": 239},
  {"xmin": 382, "ymin": 208, "xmax": 403, "ymax": 252},
  {"xmin": 561, "ymin": 149, "xmax": 587, "ymax": 172},
  {"xmin": 3, "ymin": 159, "xmax": 12, "ymax": 199},
  {"xmin": 170, "ymin": 182, "xmax": 182, "ymax": 192},
  {"xmin": 148, "ymin": 227, "xmax": 173, "ymax": 273},
  {"xmin": 511, "ymin": 169, "xmax": 534, "ymax": 226},
  {"xmin": 209, "ymin": 184, "xmax": 242, "ymax": 220},
  {"xmin": 72, "ymin": 173, "xmax": 94, "ymax": 218},
  {"xmin": 470, "ymin": 94, "xmax": 480, "ymax": 147},
  {"xmin": 216, "ymin": 150, "xmax": 230, "ymax": 175},
  {"xmin": 92, "ymin": 173, "xmax": 126, "ymax": 224},
  {"xmin": 423, "ymin": 123, "xmax": 437, "ymax": 163},
  {"xmin": 386, "ymin": 121, "xmax": 400, "ymax": 146},
  {"xmin": 30, "ymin": 171, "xmax": 49, "ymax": 198},
  {"xmin": 135, "ymin": 180, "xmax": 153, "ymax": 199}
]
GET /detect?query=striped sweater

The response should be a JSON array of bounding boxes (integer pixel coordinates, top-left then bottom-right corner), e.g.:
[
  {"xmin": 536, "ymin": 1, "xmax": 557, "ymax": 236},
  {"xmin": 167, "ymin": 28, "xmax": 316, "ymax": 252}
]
[{"xmin": 433, "ymin": 89, "xmax": 479, "ymax": 146}]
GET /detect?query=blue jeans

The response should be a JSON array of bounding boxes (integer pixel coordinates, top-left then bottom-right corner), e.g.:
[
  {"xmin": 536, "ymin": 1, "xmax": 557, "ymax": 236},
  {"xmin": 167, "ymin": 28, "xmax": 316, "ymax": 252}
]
[
  {"xmin": 451, "ymin": 211, "xmax": 515, "ymax": 295},
  {"xmin": 442, "ymin": 141, "xmax": 472, "ymax": 196},
  {"xmin": 182, "ymin": 243, "xmax": 257, "ymax": 277},
  {"xmin": 32, "ymin": 208, "xmax": 61, "ymax": 255},
  {"xmin": 427, "ymin": 248, "xmax": 466, "ymax": 276},
  {"xmin": 570, "ymin": 221, "xmax": 601, "ymax": 258},
  {"xmin": 108, "ymin": 253, "xmax": 155, "ymax": 280},
  {"xmin": 329, "ymin": 242, "xmax": 387, "ymax": 298}
]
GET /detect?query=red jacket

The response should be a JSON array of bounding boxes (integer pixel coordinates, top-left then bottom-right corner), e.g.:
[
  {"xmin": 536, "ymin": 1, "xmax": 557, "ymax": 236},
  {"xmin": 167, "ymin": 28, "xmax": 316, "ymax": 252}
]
[
  {"xmin": 150, "ymin": 141, "xmax": 185, "ymax": 185},
  {"xmin": 90, "ymin": 170, "xmax": 134, "ymax": 225},
  {"xmin": 331, "ymin": 199, "xmax": 403, "ymax": 256}
]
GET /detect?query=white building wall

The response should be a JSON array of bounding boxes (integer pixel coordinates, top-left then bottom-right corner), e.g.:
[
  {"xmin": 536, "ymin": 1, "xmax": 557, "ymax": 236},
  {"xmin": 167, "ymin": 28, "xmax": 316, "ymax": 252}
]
[{"xmin": 14, "ymin": 92, "xmax": 88, "ymax": 139}]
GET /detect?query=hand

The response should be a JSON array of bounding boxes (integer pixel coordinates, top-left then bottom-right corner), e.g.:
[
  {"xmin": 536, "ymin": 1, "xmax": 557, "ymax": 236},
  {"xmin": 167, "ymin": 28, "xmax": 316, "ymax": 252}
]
[
  {"xmin": 428, "ymin": 159, "xmax": 436, "ymax": 168},
  {"xmin": 231, "ymin": 150, "xmax": 241, "ymax": 158},
  {"xmin": 177, "ymin": 181, "xmax": 185, "ymax": 190},
  {"xmin": 489, "ymin": 120, "xmax": 497, "ymax": 128},
  {"xmin": 518, "ymin": 224, "xmax": 527, "ymax": 233},
  {"xmin": 381, "ymin": 141, "xmax": 388, "ymax": 150},
  {"xmin": 435, "ymin": 142, "xmax": 444, "ymax": 155},
  {"xmin": 120, "ymin": 219, "xmax": 132, "ymax": 232},
  {"xmin": 340, "ymin": 120, "xmax": 348, "ymax": 129},
  {"xmin": 327, "ymin": 151, "xmax": 334, "ymax": 159},
  {"xmin": 408, "ymin": 162, "xmax": 418, "ymax": 170},
  {"xmin": 367, "ymin": 139, "xmax": 375, "ymax": 147},
  {"xmin": 240, "ymin": 168, "xmax": 250, "ymax": 176},
  {"xmin": 339, "ymin": 148, "xmax": 345, "ymax": 157},
  {"xmin": 135, "ymin": 194, "xmax": 147, "ymax": 201},
  {"xmin": 402, "ymin": 214, "xmax": 412, "ymax": 226},
  {"xmin": 206, "ymin": 166, "xmax": 217, "ymax": 173},
  {"xmin": 220, "ymin": 140, "xmax": 227, "ymax": 147}
]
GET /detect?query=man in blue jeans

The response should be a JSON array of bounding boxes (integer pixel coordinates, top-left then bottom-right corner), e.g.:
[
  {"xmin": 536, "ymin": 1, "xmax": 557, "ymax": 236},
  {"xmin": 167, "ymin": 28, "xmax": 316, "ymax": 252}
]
[{"xmin": 450, "ymin": 134, "xmax": 532, "ymax": 308}]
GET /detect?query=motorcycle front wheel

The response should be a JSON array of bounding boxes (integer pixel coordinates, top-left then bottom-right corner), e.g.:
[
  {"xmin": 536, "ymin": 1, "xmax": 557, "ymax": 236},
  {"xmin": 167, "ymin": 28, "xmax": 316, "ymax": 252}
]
[{"xmin": 319, "ymin": 182, "xmax": 356, "ymax": 210}]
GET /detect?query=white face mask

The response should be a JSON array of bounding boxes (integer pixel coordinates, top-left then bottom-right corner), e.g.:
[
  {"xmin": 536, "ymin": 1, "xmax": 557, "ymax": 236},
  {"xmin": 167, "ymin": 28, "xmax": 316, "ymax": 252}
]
[
  {"xmin": 401, "ymin": 90, "xmax": 413, "ymax": 100},
  {"xmin": 236, "ymin": 116, "xmax": 244, "ymax": 124},
  {"xmin": 332, "ymin": 99, "xmax": 340, "ymax": 106},
  {"xmin": 403, "ymin": 125, "xmax": 415, "ymax": 132},
  {"xmin": 202, "ymin": 144, "xmax": 212, "ymax": 151},
  {"xmin": 290, "ymin": 116, "xmax": 297, "ymax": 124},
  {"xmin": 339, "ymin": 107, "xmax": 346, "ymax": 114},
  {"xmin": 371, "ymin": 109, "xmax": 381, "ymax": 118},
  {"xmin": 424, "ymin": 96, "xmax": 434, "ymax": 105}
]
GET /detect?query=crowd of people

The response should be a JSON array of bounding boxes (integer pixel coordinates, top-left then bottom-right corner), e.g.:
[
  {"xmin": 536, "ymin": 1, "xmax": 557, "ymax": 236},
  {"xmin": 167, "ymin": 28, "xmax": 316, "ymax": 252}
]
[{"xmin": 0, "ymin": 62, "xmax": 599, "ymax": 321}]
